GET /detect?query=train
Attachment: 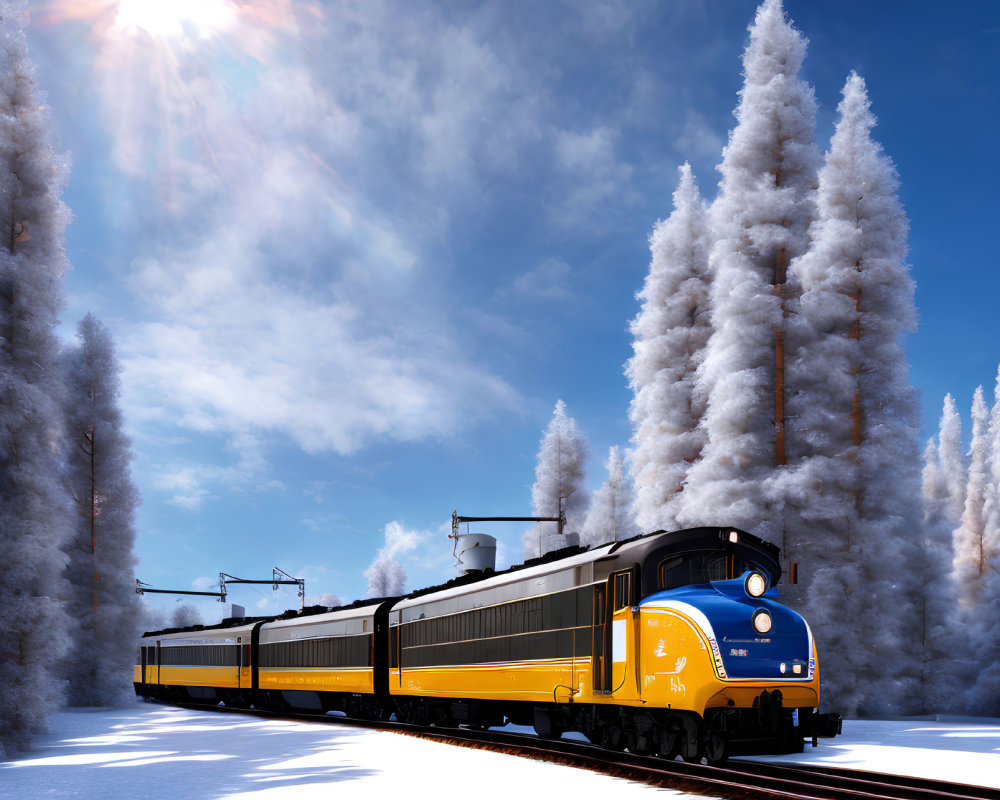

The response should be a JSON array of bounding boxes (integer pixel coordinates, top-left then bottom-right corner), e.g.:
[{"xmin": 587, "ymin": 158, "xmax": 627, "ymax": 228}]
[{"xmin": 134, "ymin": 526, "xmax": 841, "ymax": 762}]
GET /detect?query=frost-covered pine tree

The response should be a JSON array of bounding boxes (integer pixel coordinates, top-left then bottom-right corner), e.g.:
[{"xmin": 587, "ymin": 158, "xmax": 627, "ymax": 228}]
[
  {"xmin": 922, "ymin": 439, "xmax": 947, "ymax": 528},
  {"xmin": 912, "ymin": 394, "xmax": 972, "ymax": 712},
  {"xmin": 580, "ymin": 446, "xmax": 638, "ymax": 547},
  {"xmin": 980, "ymin": 367, "xmax": 1000, "ymax": 581},
  {"xmin": 61, "ymin": 314, "xmax": 143, "ymax": 706},
  {"xmin": 627, "ymin": 163, "xmax": 711, "ymax": 534},
  {"xmin": 0, "ymin": 1, "xmax": 74, "ymax": 757},
  {"xmin": 953, "ymin": 389, "xmax": 988, "ymax": 611},
  {"xmin": 523, "ymin": 400, "xmax": 588, "ymax": 558},
  {"xmin": 965, "ymin": 368, "xmax": 1000, "ymax": 713},
  {"xmin": 967, "ymin": 565, "xmax": 1000, "ymax": 716},
  {"xmin": 768, "ymin": 69, "xmax": 920, "ymax": 716},
  {"xmin": 365, "ymin": 552, "xmax": 406, "ymax": 597},
  {"xmin": 937, "ymin": 394, "xmax": 968, "ymax": 525},
  {"xmin": 840, "ymin": 74, "xmax": 922, "ymax": 716},
  {"xmin": 677, "ymin": 0, "xmax": 819, "ymax": 544},
  {"xmin": 809, "ymin": 71, "xmax": 921, "ymax": 716}
]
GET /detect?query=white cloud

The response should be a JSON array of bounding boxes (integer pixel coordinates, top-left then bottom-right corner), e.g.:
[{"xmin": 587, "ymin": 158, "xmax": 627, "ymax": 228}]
[
  {"xmin": 70, "ymin": 1, "xmax": 527, "ymax": 475},
  {"xmin": 381, "ymin": 520, "xmax": 425, "ymax": 560},
  {"xmin": 674, "ymin": 109, "xmax": 726, "ymax": 161},
  {"xmin": 507, "ymin": 258, "xmax": 577, "ymax": 302},
  {"xmin": 44, "ymin": 0, "xmax": 706, "ymax": 505},
  {"xmin": 145, "ymin": 433, "xmax": 278, "ymax": 511},
  {"xmin": 82, "ymin": 7, "xmax": 515, "ymax": 476},
  {"xmin": 154, "ymin": 468, "xmax": 215, "ymax": 511},
  {"xmin": 552, "ymin": 126, "xmax": 635, "ymax": 226}
]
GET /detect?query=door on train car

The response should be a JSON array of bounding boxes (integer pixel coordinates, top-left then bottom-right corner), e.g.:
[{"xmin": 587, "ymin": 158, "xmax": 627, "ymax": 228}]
[
  {"xmin": 237, "ymin": 637, "xmax": 246, "ymax": 690},
  {"xmin": 593, "ymin": 569, "xmax": 636, "ymax": 694},
  {"xmin": 592, "ymin": 583, "xmax": 611, "ymax": 693}
]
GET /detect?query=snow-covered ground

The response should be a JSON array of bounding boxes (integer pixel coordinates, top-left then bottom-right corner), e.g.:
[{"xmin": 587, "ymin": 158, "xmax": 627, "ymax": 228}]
[
  {"xmin": 2, "ymin": 704, "xmax": 999, "ymax": 799},
  {"xmin": 735, "ymin": 716, "xmax": 1000, "ymax": 789}
]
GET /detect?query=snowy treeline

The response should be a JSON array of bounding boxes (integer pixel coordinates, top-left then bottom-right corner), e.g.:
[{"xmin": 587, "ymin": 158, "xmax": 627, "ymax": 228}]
[
  {"xmin": 626, "ymin": 0, "xmax": 925, "ymax": 717},
  {"xmin": 0, "ymin": 6, "xmax": 141, "ymax": 758},
  {"xmin": 524, "ymin": 397, "xmax": 642, "ymax": 558},
  {"xmin": 520, "ymin": 0, "xmax": 987, "ymax": 721},
  {"xmin": 924, "ymin": 378, "xmax": 1000, "ymax": 716}
]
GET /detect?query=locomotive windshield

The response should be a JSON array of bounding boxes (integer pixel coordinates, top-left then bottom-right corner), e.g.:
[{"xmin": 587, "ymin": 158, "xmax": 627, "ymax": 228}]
[{"xmin": 657, "ymin": 549, "xmax": 778, "ymax": 591}]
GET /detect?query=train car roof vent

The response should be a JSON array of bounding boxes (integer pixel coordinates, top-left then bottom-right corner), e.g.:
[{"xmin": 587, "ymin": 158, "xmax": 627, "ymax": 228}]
[{"xmin": 456, "ymin": 533, "xmax": 497, "ymax": 574}]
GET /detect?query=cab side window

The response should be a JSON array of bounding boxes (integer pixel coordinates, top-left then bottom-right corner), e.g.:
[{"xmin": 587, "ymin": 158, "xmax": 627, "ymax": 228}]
[{"xmin": 613, "ymin": 571, "xmax": 631, "ymax": 611}]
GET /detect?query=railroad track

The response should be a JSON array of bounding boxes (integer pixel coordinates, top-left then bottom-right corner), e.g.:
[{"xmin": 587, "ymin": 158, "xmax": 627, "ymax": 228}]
[
  {"xmin": 403, "ymin": 725, "xmax": 995, "ymax": 800},
  {"xmin": 174, "ymin": 701, "xmax": 994, "ymax": 800}
]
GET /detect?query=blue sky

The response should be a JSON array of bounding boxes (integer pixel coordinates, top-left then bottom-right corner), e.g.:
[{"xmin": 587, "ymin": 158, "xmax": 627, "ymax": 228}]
[{"xmin": 22, "ymin": 0, "xmax": 999, "ymax": 620}]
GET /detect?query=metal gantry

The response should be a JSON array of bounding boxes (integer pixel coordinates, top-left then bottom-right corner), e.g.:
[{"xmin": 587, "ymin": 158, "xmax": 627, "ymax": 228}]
[
  {"xmin": 135, "ymin": 567, "xmax": 306, "ymax": 608},
  {"xmin": 219, "ymin": 568, "xmax": 306, "ymax": 610}
]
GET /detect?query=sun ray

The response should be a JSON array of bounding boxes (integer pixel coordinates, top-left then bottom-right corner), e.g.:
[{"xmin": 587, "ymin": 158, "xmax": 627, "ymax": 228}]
[{"xmin": 112, "ymin": 0, "xmax": 237, "ymax": 39}]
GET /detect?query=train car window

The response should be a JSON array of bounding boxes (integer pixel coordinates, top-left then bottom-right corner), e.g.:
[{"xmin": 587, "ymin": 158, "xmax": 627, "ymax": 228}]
[{"xmin": 613, "ymin": 571, "xmax": 631, "ymax": 611}]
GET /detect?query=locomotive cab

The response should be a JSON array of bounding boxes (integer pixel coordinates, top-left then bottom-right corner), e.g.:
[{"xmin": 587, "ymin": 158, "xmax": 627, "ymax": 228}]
[{"xmin": 627, "ymin": 526, "xmax": 782, "ymax": 598}]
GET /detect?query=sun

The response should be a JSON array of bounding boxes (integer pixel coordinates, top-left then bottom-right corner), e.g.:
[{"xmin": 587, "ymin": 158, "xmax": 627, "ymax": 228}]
[{"xmin": 112, "ymin": 0, "xmax": 237, "ymax": 39}]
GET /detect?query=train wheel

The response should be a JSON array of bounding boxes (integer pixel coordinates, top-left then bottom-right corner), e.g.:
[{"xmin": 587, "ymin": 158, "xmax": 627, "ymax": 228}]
[
  {"xmin": 657, "ymin": 725, "xmax": 680, "ymax": 759},
  {"xmin": 532, "ymin": 707, "xmax": 562, "ymax": 739},
  {"xmin": 702, "ymin": 728, "xmax": 727, "ymax": 765},
  {"xmin": 599, "ymin": 722, "xmax": 625, "ymax": 751}
]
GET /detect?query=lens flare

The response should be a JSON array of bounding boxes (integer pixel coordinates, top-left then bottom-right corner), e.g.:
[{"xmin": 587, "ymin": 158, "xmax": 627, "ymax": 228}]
[{"xmin": 112, "ymin": 0, "xmax": 237, "ymax": 39}]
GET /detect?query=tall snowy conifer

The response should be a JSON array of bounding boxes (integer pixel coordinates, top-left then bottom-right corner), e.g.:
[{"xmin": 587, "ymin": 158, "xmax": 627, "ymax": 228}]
[
  {"xmin": 0, "ymin": 1, "xmax": 74, "ymax": 756},
  {"xmin": 523, "ymin": 400, "xmax": 588, "ymax": 558},
  {"xmin": 61, "ymin": 314, "xmax": 143, "ymax": 706},
  {"xmin": 838, "ymin": 73, "xmax": 922, "ymax": 715},
  {"xmin": 953, "ymin": 389, "xmax": 988, "ymax": 611},
  {"xmin": 677, "ymin": 0, "xmax": 819, "ymax": 545},
  {"xmin": 966, "ymin": 368, "xmax": 1000, "ymax": 713},
  {"xmin": 980, "ymin": 368, "xmax": 1000, "ymax": 577},
  {"xmin": 937, "ymin": 394, "xmax": 967, "ymax": 524},
  {"xmin": 913, "ymin": 394, "xmax": 971, "ymax": 712},
  {"xmin": 365, "ymin": 552, "xmax": 406, "ymax": 597},
  {"xmin": 759, "ymin": 68, "xmax": 920, "ymax": 715},
  {"xmin": 921, "ymin": 439, "xmax": 946, "ymax": 526},
  {"xmin": 794, "ymin": 71, "xmax": 920, "ymax": 715},
  {"xmin": 580, "ymin": 446, "xmax": 638, "ymax": 546},
  {"xmin": 627, "ymin": 163, "xmax": 711, "ymax": 533}
]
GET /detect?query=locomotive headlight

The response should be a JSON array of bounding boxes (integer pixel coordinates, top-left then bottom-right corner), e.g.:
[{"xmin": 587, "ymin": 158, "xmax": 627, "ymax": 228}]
[
  {"xmin": 745, "ymin": 572, "xmax": 768, "ymax": 598},
  {"xmin": 752, "ymin": 609, "xmax": 772, "ymax": 634}
]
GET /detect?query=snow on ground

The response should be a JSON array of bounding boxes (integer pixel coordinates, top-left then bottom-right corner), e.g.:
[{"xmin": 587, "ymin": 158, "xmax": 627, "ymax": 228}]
[
  {"xmin": 734, "ymin": 716, "xmax": 1000, "ymax": 790},
  {"xmin": 2, "ymin": 704, "xmax": 999, "ymax": 799},
  {"xmin": 0, "ymin": 704, "xmax": 678, "ymax": 799}
]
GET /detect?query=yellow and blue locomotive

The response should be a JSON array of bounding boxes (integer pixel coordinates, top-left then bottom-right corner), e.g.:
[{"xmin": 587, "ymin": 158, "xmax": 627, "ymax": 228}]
[{"xmin": 134, "ymin": 526, "xmax": 840, "ymax": 761}]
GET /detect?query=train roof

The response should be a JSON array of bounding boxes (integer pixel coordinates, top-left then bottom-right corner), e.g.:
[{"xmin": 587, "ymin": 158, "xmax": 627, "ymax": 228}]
[
  {"xmin": 140, "ymin": 527, "xmax": 779, "ymax": 638},
  {"xmin": 140, "ymin": 596, "xmax": 390, "ymax": 639},
  {"xmin": 392, "ymin": 526, "xmax": 778, "ymax": 614}
]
